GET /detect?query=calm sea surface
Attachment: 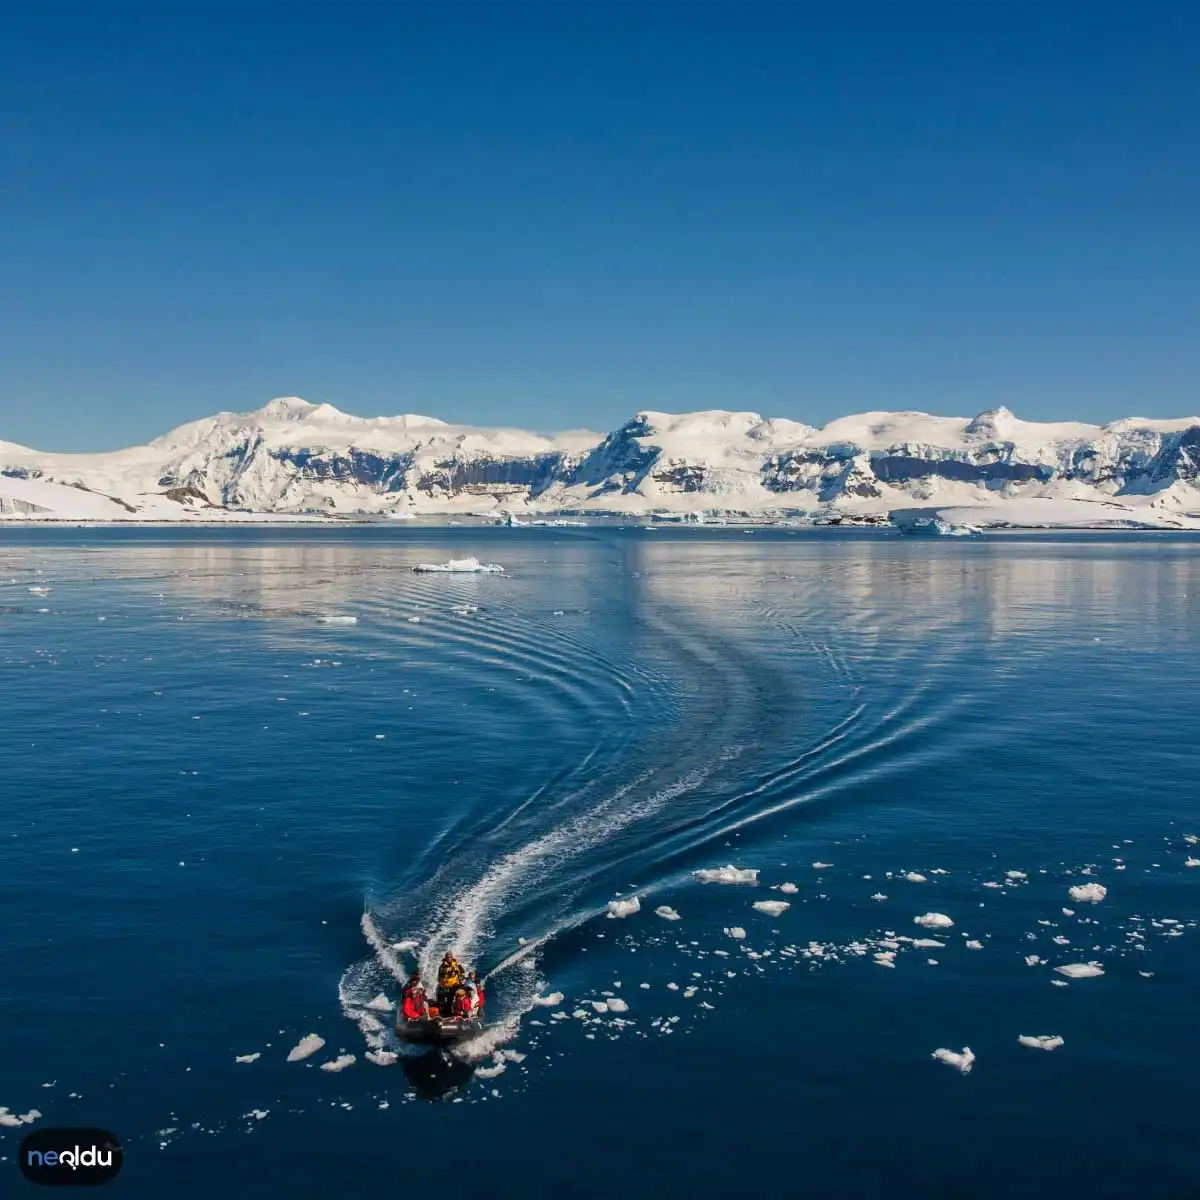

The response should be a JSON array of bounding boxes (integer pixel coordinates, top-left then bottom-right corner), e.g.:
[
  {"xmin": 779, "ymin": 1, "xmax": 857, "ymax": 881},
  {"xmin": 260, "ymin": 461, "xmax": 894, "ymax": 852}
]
[{"xmin": 1, "ymin": 526, "xmax": 1197, "ymax": 1198}]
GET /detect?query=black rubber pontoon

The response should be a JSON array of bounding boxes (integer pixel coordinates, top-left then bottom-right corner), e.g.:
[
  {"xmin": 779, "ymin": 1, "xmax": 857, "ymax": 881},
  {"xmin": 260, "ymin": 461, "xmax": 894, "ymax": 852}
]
[{"xmin": 396, "ymin": 1016, "xmax": 483, "ymax": 1046}]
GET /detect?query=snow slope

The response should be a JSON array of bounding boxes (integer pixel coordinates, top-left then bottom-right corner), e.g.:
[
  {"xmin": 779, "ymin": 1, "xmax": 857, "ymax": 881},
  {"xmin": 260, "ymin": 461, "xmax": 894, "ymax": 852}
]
[{"xmin": 3, "ymin": 397, "xmax": 1199, "ymax": 526}]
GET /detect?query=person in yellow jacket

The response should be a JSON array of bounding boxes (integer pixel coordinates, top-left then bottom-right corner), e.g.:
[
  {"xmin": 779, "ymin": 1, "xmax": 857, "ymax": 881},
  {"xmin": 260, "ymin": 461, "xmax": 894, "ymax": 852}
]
[{"xmin": 436, "ymin": 951, "xmax": 464, "ymax": 1011}]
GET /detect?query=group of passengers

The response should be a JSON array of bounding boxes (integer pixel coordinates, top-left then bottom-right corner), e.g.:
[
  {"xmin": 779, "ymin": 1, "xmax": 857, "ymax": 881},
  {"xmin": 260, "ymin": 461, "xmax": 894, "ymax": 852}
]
[{"xmin": 401, "ymin": 952, "xmax": 485, "ymax": 1022}]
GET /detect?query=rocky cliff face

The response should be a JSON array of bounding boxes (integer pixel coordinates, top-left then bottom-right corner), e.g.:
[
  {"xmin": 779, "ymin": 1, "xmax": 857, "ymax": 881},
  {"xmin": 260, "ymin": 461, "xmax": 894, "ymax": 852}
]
[{"xmin": 2, "ymin": 398, "xmax": 1199, "ymax": 518}]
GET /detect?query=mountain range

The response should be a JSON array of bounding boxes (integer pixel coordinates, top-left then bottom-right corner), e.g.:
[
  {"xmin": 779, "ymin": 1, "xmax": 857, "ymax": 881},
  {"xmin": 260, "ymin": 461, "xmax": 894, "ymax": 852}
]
[{"xmin": 2, "ymin": 397, "xmax": 1199, "ymax": 527}]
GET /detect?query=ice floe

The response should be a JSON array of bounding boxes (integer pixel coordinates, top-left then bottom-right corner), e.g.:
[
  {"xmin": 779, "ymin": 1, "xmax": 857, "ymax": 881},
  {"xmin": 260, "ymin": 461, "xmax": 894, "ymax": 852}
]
[
  {"xmin": 914, "ymin": 912, "xmax": 954, "ymax": 929},
  {"xmin": 725, "ymin": 926, "xmax": 747, "ymax": 940},
  {"xmin": 932, "ymin": 1047, "xmax": 975, "ymax": 1074},
  {"xmin": 606, "ymin": 896, "xmax": 641, "ymax": 918},
  {"xmin": 606, "ymin": 998, "xmax": 629, "ymax": 1013},
  {"xmin": 1069, "ymin": 883, "xmax": 1107, "ymax": 903},
  {"xmin": 533, "ymin": 991, "xmax": 564, "ymax": 1007},
  {"xmin": 0, "ymin": 1108, "xmax": 41, "ymax": 1127},
  {"xmin": 965, "ymin": 940, "xmax": 984, "ymax": 950},
  {"xmin": 234, "ymin": 1052, "xmax": 261, "ymax": 1064},
  {"xmin": 752, "ymin": 900, "xmax": 791, "ymax": 917},
  {"xmin": 364, "ymin": 993, "xmax": 393, "ymax": 1012},
  {"xmin": 286, "ymin": 1033, "xmax": 326, "ymax": 1062},
  {"xmin": 412, "ymin": 557, "xmax": 504, "ymax": 574},
  {"xmin": 694, "ymin": 865, "xmax": 758, "ymax": 885},
  {"xmin": 870, "ymin": 892, "xmax": 887, "ymax": 901},
  {"xmin": 1054, "ymin": 962, "xmax": 1105, "ymax": 979},
  {"xmin": 1018, "ymin": 1035, "xmax": 1064, "ymax": 1051},
  {"xmin": 316, "ymin": 615, "xmax": 357, "ymax": 625},
  {"xmin": 905, "ymin": 872, "xmax": 927, "ymax": 883},
  {"xmin": 366, "ymin": 1050, "xmax": 398, "ymax": 1066},
  {"xmin": 320, "ymin": 1054, "xmax": 356, "ymax": 1072},
  {"xmin": 778, "ymin": 882, "xmax": 799, "ymax": 894},
  {"xmin": 812, "ymin": 862, "xmax": 834, "ymax": 870},
  {"xmin": 1186, "ymin": 858, "xmax": 1200, "ymax": 868},
  {"xmin": 654, "ymin": 905, "xmax": 682, "ymax": 921}
]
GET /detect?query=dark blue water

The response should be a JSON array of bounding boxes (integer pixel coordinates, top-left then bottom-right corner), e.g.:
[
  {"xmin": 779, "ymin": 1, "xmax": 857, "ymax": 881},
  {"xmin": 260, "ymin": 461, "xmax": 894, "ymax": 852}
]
[{"xmin": 1, "ymin": 526, "xmax": 1197, "ymax": 1198}]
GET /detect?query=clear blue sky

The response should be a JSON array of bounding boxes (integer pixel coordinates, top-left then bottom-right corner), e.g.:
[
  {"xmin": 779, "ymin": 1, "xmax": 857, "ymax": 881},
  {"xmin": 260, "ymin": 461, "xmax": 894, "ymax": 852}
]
[{"xmin": 2, "ymin": 0, "xmax": 1197, "ymax": 450}]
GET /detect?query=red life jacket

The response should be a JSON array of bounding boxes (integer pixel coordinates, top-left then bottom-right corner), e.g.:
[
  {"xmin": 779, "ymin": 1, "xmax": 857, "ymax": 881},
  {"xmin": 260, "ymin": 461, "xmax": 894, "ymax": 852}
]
[
  {"xmin": 452, "ymin": 991, "xmax": 471, "ymax": 1019},
  {"xmin": 402, "ymin": 988, "xmax": 426, "ymax": 1020},
  {"xmin": 475, "ymin": 984, "xmax": 485, "ymax": 1010}
]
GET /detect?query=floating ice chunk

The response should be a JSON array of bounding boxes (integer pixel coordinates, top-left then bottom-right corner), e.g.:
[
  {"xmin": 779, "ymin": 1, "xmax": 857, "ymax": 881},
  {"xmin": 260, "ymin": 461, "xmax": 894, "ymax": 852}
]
[
  {"xmin": 606, "ymin": 896, "xmax": 640, "ymax": 918},
  {"xmin": 752, "ymin": 900, "xmax": 791, "ymax": 917},
  {"xmin": 1054, "ymin": 962, "xmax": 1105, "ymax": 979},
  {"xmin": 589, "ymin": 1000, "xmax": 609, "ymax": 1013},
  {"xmin": 778, "ymin": 882, "xmax": 799, "ymax": 895},
  {"xmin": 244, "ymin": 1109, "xmax": 269, "ymax": 1121},
  {"xmin": 1025, "ymin": 955, "xmax": 1043, "ymax": 966},
  {"xmin": 654, "ymin": 905, "xmax": 681, "ymax": 921},
  {"xmin": 725, "ymin": 926, "xmax": 747, "ymax": 940},
  {"xmin": 364, "ymin": 993, "xmax": 393, "ymax": 1013},
  {"xmin": 1062, "ymin": 908, "xmax": 1075, "ymax": 916},
  {"xmin": 606, "ymin": 998, "xmax": 629, "ymax": 1014},
  {"xmin": 683, "ymin": 987, "xmax": 697, "ymax": 999},
  {"xmin": 694, "ymin": 865, "xmax": 758, "ymax": 885},
  {"xmin": 914, "ymin": 913, "xmax": 954, "ymax": 929},
  {"xmin": 412, "ymin": 558, "xmax": 504, "ymax": 574},
  {"xmin": 812, "ymin": 862, "xmax": 834, "ymax": 870},
  {"xmin": 1051, "ymin": 980, "xmax": 1069, "ymax": 987},
  {"xmin": 406, "ymin": 616, "xmax": 422, "ymax": 623},
  {"xmin": 234, "ymin": 1052, "xmax": 261, "ymax": 1064},
  {"xmin": 666, "ymin": 982, "xmax": 679, "ymax": 990},
  {"xmin": 912, "ymin": 938, "xmax": 945, "ymax": 949},
  {"xmin": 475, "ymin": 1061, "xmax": 506, "ymax": 1079},
  {"xmin": 932, "ymin": 1047, "xmax": 974, "ymax": 1074},
  {"xmin": 1052, "ymin": 935, "xmax": 1070, "ymax": 945},
  {"xmin": 981, "ymin": 881, "xmax": 1002, "ymax": 889},
  {"xmin": 27, "ymin": 586, "xmax": 50, "ymax": 595},
  {"xmin": 874, "ymin": 952, "xmax": 896, "ymax": 968},
  {"xmin": 533, "ymin": 992, "xmax": 564, "ymax": 1007},
  {"xmin": 905, "ymin": 872, "xmax": 927, "ymax": 883},
  {"xmin": 320, "ymin": 1054, "xmax": 356, "ymax": 1072},
  {"xmin": 366, "ymin": 1050, "xmax": 398, "ymax": 1066},
  {"xmin": 0, "ymin": 1108, "xmax": 42, "ymax": 1127},
  {"xmin": 870, "ymin": 892, "xmax": 888, "ymax": 901},
  {"xmin": 1006, "ymin": 871, "xmax": 1027, "ymax": 880},
  {"xmin": 965, "ymin": 940, "xmax": 984, "ymax": 950},
  {"xmin": 391, "ymin": 939, "xmax": 420, "ymax": 953},
  {"xmin": 286, "ymin": 1033, "xmax": 325, "ymax": 1062},
  {"xmin": 1186, "ymin": 858, "xmax": 1200, "ymax": 868},
  {"xmin": 1018, "ymin": 1035, "xmax": 1064, "ymax": 1051},
  {"xmin": 1069, "ymin": 883, "xmax": 1107, "ymax": 903},
  {"xmin": 450, "ymin": 605, "xmax": 479, "ymax": 615},
  {"xmin": 316, "ymin": 615, "xmax": 357, "ymax": 625}
]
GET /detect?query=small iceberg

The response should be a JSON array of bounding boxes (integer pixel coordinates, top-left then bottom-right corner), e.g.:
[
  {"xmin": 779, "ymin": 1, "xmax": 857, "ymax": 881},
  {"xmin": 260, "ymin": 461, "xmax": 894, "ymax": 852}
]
[
  {"xmin": 1054, "ymin": 962, "xmax": 1105, "ymax": 979},
  {"xmin": 905, "ymin": 872, "xmax": 927, "ymax": 883},
  {"xmin": 694, "ymin": 865, "xmax": 758, "ymax": 885},
  {"xmin": 932, "ymin": 1047, "xmax": 975, "ymax": 1074},
  {"xmin": 654, "ymin": 905, "xmax": 682, "ymax": 921},
  {"xmin": 812, "ymin": 861, "xmax": 834, "ymax": 870},
  {"xmin": 234, "ymin": 1052, "xmax": 261, "ymax": 1064},
  {"xmin": 1068, "ymin": 883, "xmax": 1107, "ymax": 903},
  {"xmin": 366, "ymin": 1050, "xmax": 398, "ymax": 1066},
  {"xmin": 320, "ymin": 1054, "xmax": 356, "ymax": 1072},
  {"xmin": 286, "ymin": 1033, "xmax": 326, "ymax": 1062},
  {"xmin": 1018, "ymin": 1035, "xmax": 1064, "ymax": 1051},
  {"xmin": 0, "ymin": 1107, "xmax": 42, "ymax": 1127},
  {"xmin": 364, "ymin": 993, "xmax": 393, "ymax": 1013},
  {"xmin": 914, "ymin": 912, "xmax": 954, "ymax": 929},
  {"xmin": 724, "ymin": 926, "xmax": 747, "ymax": 940},
  {"xmin": 752, "ymin": 900, "xmax": 791, "ymax": 917},
  {"xmin": 606, "ymin": 895, "xmax": 641, "ymax": 919},
  {"xmin": 316, "ymin": 614, "xmax": 357, "ymax": 625},
  {"xmin": 606, "ymin": 998, "xmax": 630, "ymax": 1013},
  {"xmin": 412, "ymin": 557, "xmax": 504, "ymax": 574},
  {"xmin": 778, "ymin": 882, "xmax": 799, "ymax": 894},
  {"xmin": 533, "ymin": 991, "xmax": 565, "ymax": 1007}
]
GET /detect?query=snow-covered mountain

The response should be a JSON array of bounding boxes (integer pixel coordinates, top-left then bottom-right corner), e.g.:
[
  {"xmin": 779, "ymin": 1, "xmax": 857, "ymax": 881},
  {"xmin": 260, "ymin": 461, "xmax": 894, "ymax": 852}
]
[{"xmin": 2, "ymin": 396, "xmax": 1199, "ymax": 527}]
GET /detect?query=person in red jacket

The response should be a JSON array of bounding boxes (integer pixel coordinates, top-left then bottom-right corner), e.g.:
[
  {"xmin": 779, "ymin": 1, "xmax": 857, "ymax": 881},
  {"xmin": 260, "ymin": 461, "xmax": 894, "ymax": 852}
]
[
  {"xmin": 451, "ymin": 987, "xmax": 472, "ymax": 1020},
  {"xmin": 401, "ymin": 973, "xmax": 427, "ymax": 1021},
  {"xmin": 467, "ymin": 970, "xmax": 485, "ymax": 1015}
]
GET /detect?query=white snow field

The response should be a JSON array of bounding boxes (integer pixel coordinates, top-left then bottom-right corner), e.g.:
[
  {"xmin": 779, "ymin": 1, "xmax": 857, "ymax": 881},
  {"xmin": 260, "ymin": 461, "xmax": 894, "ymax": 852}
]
[{"xmin": 3, "ymin": 396, "xmax": 1198, "ymax": 525}]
